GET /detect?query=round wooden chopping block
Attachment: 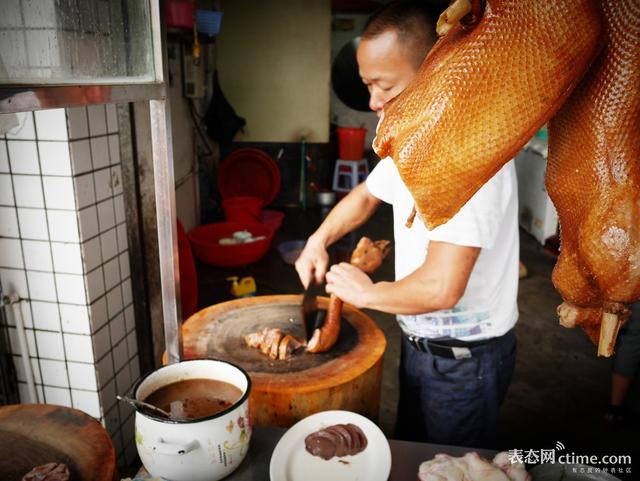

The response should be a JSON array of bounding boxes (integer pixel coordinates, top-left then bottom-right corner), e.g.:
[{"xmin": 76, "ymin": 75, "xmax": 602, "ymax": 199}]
[
  {"xmin": 0, "ymin": 404, "xmax": 116, "ymax": 481},
  {"xmin": 179, "ymin": 294, "xmax": 386, "ymax": 427}
]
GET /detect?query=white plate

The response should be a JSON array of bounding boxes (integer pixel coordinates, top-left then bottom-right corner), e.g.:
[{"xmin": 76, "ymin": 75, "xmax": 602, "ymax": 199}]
[{"xmin": 270, "ymin": 410, "xmax": 392, "ymax": 481}]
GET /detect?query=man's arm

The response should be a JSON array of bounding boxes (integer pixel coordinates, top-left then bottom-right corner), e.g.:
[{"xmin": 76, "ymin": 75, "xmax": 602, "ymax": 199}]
[
  {"xmin": 326, "ymin": 240, "xmax": 480, "ymax": 314},
  {"xmin": 296, "ymin": 183, "xmax": 381, "ymax": 287}
]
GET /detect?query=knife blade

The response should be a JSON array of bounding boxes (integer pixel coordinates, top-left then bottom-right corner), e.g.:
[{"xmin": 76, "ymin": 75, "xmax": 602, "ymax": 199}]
[{"xmin": 301, "ymin": 281, "xmax": 324, "ymax": 342}]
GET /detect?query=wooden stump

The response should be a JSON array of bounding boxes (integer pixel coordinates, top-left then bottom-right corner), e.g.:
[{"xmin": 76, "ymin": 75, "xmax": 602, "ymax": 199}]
[
  {"xmin": 178, "ymin": 295, "xmax": 387, "ymax": 427},
  {"xmin": 0, "ymin": 404, "xmax": 116, "ymax": 481}
]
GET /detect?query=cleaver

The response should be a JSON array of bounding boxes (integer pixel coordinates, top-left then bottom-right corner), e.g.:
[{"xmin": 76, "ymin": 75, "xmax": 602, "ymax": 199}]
[{"xmin": 301, "ymin": 281, "xmax": 326, "ymax": 342}]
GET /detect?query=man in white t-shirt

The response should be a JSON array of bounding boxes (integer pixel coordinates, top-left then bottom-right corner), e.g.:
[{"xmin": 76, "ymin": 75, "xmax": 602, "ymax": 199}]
[{"xmin": 296, "ymin": 1, "xmax": 519, "ymax": 448}]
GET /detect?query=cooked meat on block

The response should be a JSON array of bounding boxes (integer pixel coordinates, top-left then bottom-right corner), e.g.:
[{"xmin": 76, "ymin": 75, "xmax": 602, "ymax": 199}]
[{"xmin": 243, "ymin": 327, "xmax": 305, "ymax": 360}]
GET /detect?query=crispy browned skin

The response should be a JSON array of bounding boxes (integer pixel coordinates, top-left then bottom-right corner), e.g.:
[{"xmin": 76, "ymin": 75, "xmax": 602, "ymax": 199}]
[
  {"xmin": 373, "ymin": 0, "xmax": 602, "ymax": 229},
  {"xmin": 307, "ymin": 237, "xmax": 391, "ymax": 353},
  {"xmin": 305, "ymin": 296, "xmax": 344, "ymax": 354},
  {"xmin": 546, "ymin": 0, "xmax": 640, "ymax": 356},
  {"xmin": 350, "ymin": 239, "xmax": 391, "ymax": 274},
  {"xmin": 279, "ymin": 334, "xmax": 305, "ymax": 360}
]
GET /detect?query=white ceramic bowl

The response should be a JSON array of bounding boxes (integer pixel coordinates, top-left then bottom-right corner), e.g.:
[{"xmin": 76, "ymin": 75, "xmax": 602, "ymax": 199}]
[
  {"xmin": 133, "ymin": 359, "xmax": 252, "ymax": 481},
  {"xmin": 315, "ymin": 191, "xmax": 336, "ymax": 206}
]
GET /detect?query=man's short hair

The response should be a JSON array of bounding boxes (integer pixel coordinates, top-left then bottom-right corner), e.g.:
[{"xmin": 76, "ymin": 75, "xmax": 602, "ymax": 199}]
[{"xmin": 362, "ymin": 1, "xmax": 436, "ymax": 68}]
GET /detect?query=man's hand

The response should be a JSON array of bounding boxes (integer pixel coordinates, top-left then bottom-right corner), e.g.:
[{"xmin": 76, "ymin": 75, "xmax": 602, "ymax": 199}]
[
  {"xmin": 326, "ymin": 262, "xmax": 374, "ymax": 308},
  {"xmin": 294, "ymin": 184, "xmax": 381, "ymax": 288},
  {"xmin": 295, "ymin": 237, "xmax": 330, "ymax": 288}
]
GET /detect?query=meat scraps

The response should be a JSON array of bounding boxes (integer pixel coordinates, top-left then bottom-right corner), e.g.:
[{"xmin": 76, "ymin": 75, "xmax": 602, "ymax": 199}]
[{"xmin": 22, "ymin": 463, "xmax": 70, "ymax": 481}]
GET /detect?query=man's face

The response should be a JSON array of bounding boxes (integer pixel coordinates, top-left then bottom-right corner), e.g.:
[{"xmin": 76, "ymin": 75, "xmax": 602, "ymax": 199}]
[{"xmin": 356, "ymin": 29, "xmax": 419, "ymax": 116}]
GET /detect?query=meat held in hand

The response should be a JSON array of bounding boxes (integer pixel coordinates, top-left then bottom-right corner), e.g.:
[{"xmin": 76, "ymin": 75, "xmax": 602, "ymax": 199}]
[{"xmin": 306, "ymin": 237, "xmax": 391, "ymax": 353}]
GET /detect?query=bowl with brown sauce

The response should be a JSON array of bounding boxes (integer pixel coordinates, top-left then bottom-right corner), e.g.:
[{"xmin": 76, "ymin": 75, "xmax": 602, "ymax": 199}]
[{"xmin": 132, "ymin": 359, "xmax": 252, "ymax": 481}]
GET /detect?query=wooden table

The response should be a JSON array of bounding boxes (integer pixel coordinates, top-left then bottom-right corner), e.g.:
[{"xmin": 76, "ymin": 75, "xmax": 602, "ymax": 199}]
[{"xmin": 134, "ymin": 425, "xmax": 496, "ymax": 480}]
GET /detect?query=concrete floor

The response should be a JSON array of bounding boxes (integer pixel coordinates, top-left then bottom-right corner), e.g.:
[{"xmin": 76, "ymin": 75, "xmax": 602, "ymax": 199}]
[{"xmin": 196, "ymin": 204, "xmax": 639, "ymax": 478}]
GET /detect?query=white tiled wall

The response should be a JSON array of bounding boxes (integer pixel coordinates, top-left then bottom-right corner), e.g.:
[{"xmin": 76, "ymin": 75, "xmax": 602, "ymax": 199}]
[{"xmin": 0, "ymin": 106, "xmax": 139, "ymax": 466}]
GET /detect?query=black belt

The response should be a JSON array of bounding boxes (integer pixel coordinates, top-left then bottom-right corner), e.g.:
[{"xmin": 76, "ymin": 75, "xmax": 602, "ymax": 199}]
[{"xmin": 407, "ymin": 334, "xmax": 498, "ymax": 359}]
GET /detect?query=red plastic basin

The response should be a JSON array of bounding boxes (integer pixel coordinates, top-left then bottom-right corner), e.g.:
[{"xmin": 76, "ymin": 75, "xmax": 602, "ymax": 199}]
[
  {"xmin": 222, "ymin": 196, "xmax": 263, "ymax": 222},
  {"xmin": 259, "ymin": 210, "xmax": 284, "ymax": 232},
  {"xmin": 188, "ymin": 222, "xmax": 273, "ymax": 267}
]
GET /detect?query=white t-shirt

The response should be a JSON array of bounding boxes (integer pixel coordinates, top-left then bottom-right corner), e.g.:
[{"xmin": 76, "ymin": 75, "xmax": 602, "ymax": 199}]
[{"xmin": 366, "ymin": 157, "xmax": 519, "ymax": 341}]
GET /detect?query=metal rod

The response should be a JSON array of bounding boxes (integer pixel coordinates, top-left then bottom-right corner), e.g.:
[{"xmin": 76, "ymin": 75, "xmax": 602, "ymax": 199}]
[
  {"xmin": 300, "ymin": 139, "xmax": 307, "ymax": 210},
  {"xmin": 6, "ymin": 295, "xmax": 37, "ymax": 403},
  {"xmin": 0, "ymin": 285, "xmax": 20, "ymax": 404},
  {"xmin": 149, "ymin": 98, "xmax": 182, "ymax": 364},
  {"xmin": 149, "ymin": 0, "xmax": 165, "ymax": 83}
]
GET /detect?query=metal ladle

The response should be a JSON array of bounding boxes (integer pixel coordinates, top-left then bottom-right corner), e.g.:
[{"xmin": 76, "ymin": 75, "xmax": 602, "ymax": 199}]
[{"xmin": 116, "ymin": 395, "xmax": 172, "ymax": 419}]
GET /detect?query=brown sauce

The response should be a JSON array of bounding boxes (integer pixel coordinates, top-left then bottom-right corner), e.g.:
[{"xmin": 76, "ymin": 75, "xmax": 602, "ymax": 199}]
[{"xmin": 143, "ymin": 378, "xmax": 242, "ymax": 420}]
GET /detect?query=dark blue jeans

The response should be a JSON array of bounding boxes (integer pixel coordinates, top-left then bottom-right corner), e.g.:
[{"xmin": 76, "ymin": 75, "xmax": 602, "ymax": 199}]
[{"xmin": 395, "ymin": 330, "xmax": 517, "ymax": 448}]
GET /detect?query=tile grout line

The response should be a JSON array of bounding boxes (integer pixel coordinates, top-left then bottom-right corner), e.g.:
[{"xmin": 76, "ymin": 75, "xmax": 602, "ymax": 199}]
[
  {"xmin": 10, "ymin": 297, "xmax": 135, "ymax": 363},
  {"xmin": 66, "ymin": 105, "xmax": 100, "ymax": 366},
  {"xmin": 109, "ymin": 127, "xmax": 136, "ymax": 399},
  {"xmin": 5, "ymin": 132, "xmax": 115, "ymax": 143},
  {"xmin": 102, "ymin": 106, "xmax": 129, "ymax": 456},
  {"xmin": 0, "ymin": 199, "xmax": 123, "ymax": 213},
  {"xmin": 0, "ymin": 275, "xmax": 132, "ymax": 318},
  {"xmin": 89, "ymin": 105, "xmax": 119, "ymax": 425},
  {"xmin": 102, "ymin": 106, "xmax": 128, "ymax": 455},
  {"xmin": 66, "ymin": 107, "xmax": 97, "ymax": 360},
  {"xmin": 2, "ymin": 183, "xmax": 124, "ymax": 211},
  {"xmin": 7, "ymin": 111, "xmax": 46, "ymax": 403},
  {"xmin": 36, "ymin": 109, "xmax": 76, "ymax": 406},
  {"xmin": 0, "ymin": 158, "xmax": 117, "ymax": 178},
  {"xmin": 5, "ymin": 299, "xmax": 134, "ymax": 342},
  {"xmin": 0, "ymin": 217, "xmax": 128, "ymax": 248}
]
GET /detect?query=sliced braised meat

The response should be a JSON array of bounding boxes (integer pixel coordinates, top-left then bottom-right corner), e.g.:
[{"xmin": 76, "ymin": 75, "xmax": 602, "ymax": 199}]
[
  {"xmin": 344, "ymin": 423, "xmax": 362, "ymax": 451},
  {"xmin": 304, "ymin": 423, "xmax": 368, "ymax": 460},
  {"xmin": 243, "ymin": 327, "xmax": 305, "ymax": 360},
  {"xmin": 305, "ymin": 431, "xmax": 337, "ymax": 460},
  {"xmin": 262, "ymin": 328, "xmax": 283, "ymax": 356},
  {"xmin": 268, "ymin": 330, "xmax": 284, "ymax": 359},
  {"xmin": 326, "ymin": 425, "xmax": 352, "ymax": 456},
  {"xmin": 278, "ymin": 334, "xmax": 305, "ymax": 360},
  {"xmin": 244, "ymin": 329, "xmax": 266, "ymax": 348},
  {"xmin": 346, "ymin": 423, "xmax": 367, "ymax": 450}
]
